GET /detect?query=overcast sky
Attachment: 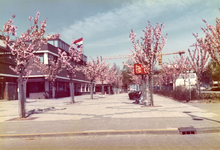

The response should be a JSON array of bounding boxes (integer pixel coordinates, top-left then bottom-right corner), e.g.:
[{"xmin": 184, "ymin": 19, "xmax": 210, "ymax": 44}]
[{"xmin": 0, "ymin": 0, "xmax": 219, "ymax": 69}]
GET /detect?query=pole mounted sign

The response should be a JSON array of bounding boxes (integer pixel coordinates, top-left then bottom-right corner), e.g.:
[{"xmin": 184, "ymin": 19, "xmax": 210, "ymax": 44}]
[
  {"xmin": 134, "ymin": 64, "xmax": 150, "ymax": 75},
  {"xmin": 134, "ymin": 64, "xmax": 142, "ymax": 75}
]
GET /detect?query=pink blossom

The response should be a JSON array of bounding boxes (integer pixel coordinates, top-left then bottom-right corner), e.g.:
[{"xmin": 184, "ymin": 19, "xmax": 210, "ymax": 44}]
[
  {"xmin": 29, "ymin": 16, "xmax": 33, "ymax": 21},
  {"xmin": 2, "ymin": 11, "xmax": 59, "ymax": 86},
  {"xmin": 199, "ymin": 16, "xmax": 219, "ymax": 66},
  {"xmin": 40, "ymin": 20, "xmax": 47, "ymax": 28},
  {"xmin": 187, "ymin": 34, "xmax": 210, "ymax": 95},
  {"xmin": 48, "ymin": 33, "xmax": 61, "ymax": 40},
  {"xmin": 59, "ymin": 38, "xmax": 83, "ymax": 80},
  {"xmin": 129, "ymin": 21, "xmax": 167, "ymax": 105}
]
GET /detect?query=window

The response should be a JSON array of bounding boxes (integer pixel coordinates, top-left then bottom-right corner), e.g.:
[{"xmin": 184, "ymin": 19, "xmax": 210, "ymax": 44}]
[
  {"xmin": 48, "ymin": 54, "xmax": 56, "ymax": 65},
  {"xmin": 59, "ymin": 41, "xmax": 62, "ymax": 49},
  {"xmin": 62, "ymin": 42, "xmax": 64, "ymax": 49},
  {"xmin": 48, "ymin": 54, "xmax": 54, "ymax": 60},
  {"xmin": 47, "ymin": 40, "xmax": 58, "ymax": 47},
  {"xmin": 39, "ymin": 54, "xmax": 44, "ymax": 63},
  {"xmin": 54, "ymin": 40, "xmax": 58, "ymax": 47},
  {"xmin": 58, "ymin": 82, "xmax": 64, "ymax": 91},
  {"xmin": 48, "ymin": 40, "xmax": 53, "ymax": 45},
  {"xmin": 39, "ymin": 82, "xmax": 45, "ymax": 92},
  {"xmin": 65, "ymin": 44, "xmax": 67, "ymax": 51}
]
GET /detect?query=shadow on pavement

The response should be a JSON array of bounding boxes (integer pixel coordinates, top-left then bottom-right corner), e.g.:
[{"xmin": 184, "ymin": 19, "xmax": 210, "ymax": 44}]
[{"xmin": 183, "ymin": 111, "xmax": 220, "ymax": 123}]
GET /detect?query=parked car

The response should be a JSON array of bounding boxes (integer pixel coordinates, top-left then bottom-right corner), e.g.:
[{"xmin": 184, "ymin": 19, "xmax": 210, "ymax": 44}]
[{"xmin": 128, "ymin": 91, "xmax": 141, "ymax": 100}]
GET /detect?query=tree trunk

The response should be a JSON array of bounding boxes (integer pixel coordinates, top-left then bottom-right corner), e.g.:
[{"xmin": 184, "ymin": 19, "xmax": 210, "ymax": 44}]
[
  {"xmin": 173, "ymin": 81, "xmax": 175, "ymax": 91},
  {"xmin": 19, "ymin": 75, "xmax": 25, "ymax": 118},
  {"xmin": 69, "ymin": 83, "xmax": 72, "ymax": 101},
  {"xmin": 101, "ymin": 84, "xmax": 104, "ymax": 94},
  {"xmin": 90, "ymin": 83, "xmax": 93, "ymax": 99},
  {"xmin": 23, "ymin": 81, "xmax": 26, "ymax": 102},
  {"xmin": 146, "ymin": 76, "xmax": 149, "ymax": 104},
  {"xmin": 69, "ymin": 82, "xmax": 75, "ymax": 103},
  {"xmin": 52, "ymin": 84, "xmax": 55, "ymax": 99},
  {"xmin": 149, "ymin": 74, "xmax": 154, "ymax": 106},
  {"xmin": 108, "ymin": 86, "xmax": 110, "ymax": 95},
  {"xmin": 198, "ymin": 79, "xmax": 201, "ymax": 96},
  {"xmin": 142, "ymin": 75, "xmax": 146, "ymax": 103}
]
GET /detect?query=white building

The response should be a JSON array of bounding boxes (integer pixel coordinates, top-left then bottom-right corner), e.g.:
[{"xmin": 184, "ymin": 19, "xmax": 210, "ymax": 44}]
[{"xmin": 175, "ymin": 73, "xmax": 197, "ymax": 88}]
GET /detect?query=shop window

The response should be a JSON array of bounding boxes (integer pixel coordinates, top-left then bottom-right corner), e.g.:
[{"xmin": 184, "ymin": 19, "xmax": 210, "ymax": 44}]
[
  {"xmin": 39, "ymin": 82, "xmax": 44, "ymax": 92},
  {"xmin": 28, "ymin": 82, "xmax": 44, "ymax": 93},
  {"xmin": 66, "ymin": 83, "xmax": 70, "ymax": 91},
  {"xmin": 58, "ymin": 82, "xmax": 64, "ymax": 91}
]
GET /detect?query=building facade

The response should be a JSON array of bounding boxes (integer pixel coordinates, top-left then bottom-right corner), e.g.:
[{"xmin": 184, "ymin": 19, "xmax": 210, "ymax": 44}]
[
  {"xmin": 0, "ymin": 40, "xmax": 18, "ymax": 100},
  {"xmin": 0, "ymin": 38, "xmax": 92, "ymax": 100}
]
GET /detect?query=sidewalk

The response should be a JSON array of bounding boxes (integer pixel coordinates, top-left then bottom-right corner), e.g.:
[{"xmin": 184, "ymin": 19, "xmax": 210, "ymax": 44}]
[{"xmin": 0, "ymin": 93, "xmax": 220, "ymax": 138}]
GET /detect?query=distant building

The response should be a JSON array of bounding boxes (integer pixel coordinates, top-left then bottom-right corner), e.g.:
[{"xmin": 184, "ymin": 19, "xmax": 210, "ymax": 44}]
[
  {"xmin": 175, "ymin": 73, "xmax": 197, "ymax": 88},
  {"xmin": 0, "ymin": 38, "xmax": 91, "ymax": 100},
  {"xmin": 95, "ymin": 81, "xmax": 113, "ymax": 94}
]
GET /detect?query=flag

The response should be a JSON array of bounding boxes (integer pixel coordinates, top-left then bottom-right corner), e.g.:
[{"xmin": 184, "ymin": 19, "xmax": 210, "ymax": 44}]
[{"xmin": 74, "ymin": 37, "xmax": 83, "ymax": 48}]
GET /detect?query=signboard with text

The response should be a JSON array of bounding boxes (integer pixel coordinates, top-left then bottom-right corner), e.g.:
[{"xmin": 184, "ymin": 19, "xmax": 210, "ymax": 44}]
[
  {"xmin": 134, "ymin": 64, "xmax": 142, "ymax": 75},
  {"xmin": 142, "ymin": 67, "xmax": 150, "ymax": 74},
  {"xmin": 134, "ymin": 64, "xmax": 150, "ymax": 75}
]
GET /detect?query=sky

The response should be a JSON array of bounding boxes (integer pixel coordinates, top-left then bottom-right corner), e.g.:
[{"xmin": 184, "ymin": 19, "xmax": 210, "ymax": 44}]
[{"xmin": 0, "ymin": 0, "xmax": 219, "ymax": 69}]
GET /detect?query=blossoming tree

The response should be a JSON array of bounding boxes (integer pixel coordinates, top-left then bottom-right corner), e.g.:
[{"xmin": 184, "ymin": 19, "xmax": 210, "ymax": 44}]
[
  {"xmin": 201, "ymin": 8, "xmax": 220, "ymax": 66},
  {"xmin": 114, "ymin": 72, "xmax": 123, "ymax": 94},
  {"xmin": 160, "ymin": 56, "xmax": 189, "ymax": 90},
  {"xmin": 106, "ymin": 65, "xmax": 123, "ymax": 94},
  {"xmin": 83, "ymin": 56, "xmax": 107, "ymax": 99},
  {"xmin": 97, "ymin": 61, "xmax": 109, "ymax": 94},
  {"xmin": 106, "ymin": 65, "xmax": 118, "ymax": 94},
  {"xmin": 129, "ymin": 21, "xmax": 167, "ymax": 106},
  {"xmin": 3, "ymin": 12, "xmax": 60, "ymax": 118},
  {"xmin": 188, "ymin": 33, "xmax": 209, "ymax": 95},
  {"xmin": 59, "ymin": 39, "xmax": 83, "ymax": 103}
]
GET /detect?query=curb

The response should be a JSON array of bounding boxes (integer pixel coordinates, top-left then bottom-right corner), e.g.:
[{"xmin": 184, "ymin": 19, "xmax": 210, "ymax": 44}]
[
  {"xmin": 1, "ymin": 127, "xmax": 220, "ymax": 139},
  {"xmin": 196, "ymin": 127, "xmax": 220, "ymax": 134},
  {"xmin": 0, "ymin": 128, "xmax": 179, "ymax": 139}
]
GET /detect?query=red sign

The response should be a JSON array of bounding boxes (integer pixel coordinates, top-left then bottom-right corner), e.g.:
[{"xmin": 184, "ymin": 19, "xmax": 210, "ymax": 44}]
[
  {"xmin": 142, "ymin": 67, "xmax": 150, "ymax": 74},
  {"xmin": 134, "ymin": 64, "xmax": 150, "ymax": 75},
  {"xmin": 134, "ymin": 64, "xmax": 142, "ymax": 75}
]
